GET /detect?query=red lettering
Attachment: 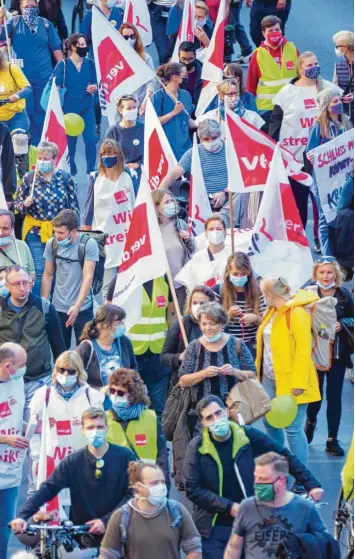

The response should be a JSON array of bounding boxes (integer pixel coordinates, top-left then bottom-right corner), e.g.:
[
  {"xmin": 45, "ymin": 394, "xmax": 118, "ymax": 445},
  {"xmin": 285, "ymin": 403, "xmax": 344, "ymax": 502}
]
[
  {"xmin": 194, "ymin": 204, "xmax": 206, "ymax": 224},
  {"xmin": 300, "ymin": 117, "xmax": 315, "ymax": 129},
  {"xmin": 260, "ymin": 218, "xmax": 273, "ymax": 241},
  {"xmin": 112, "ymin": 210, "xmax": 133, "ymax": 225}
]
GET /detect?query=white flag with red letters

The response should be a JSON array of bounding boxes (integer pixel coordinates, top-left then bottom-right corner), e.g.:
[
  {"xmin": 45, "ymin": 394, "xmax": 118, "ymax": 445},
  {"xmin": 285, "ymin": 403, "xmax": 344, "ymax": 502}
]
[
  {"xmin": 188, "ymin": 134, "xmax": 212, "ymax": 236},
  {"xmin": 172, "ymin": 0, "xmax": 195, "ymax": 62},
  {"xmin": 248, "ymin": 146, "xmax": 313, "ymax": 291},
  {"xmin": 123, "ymin": 0, "xmax": 152, "ymax": 47},
  {"xmin": 225, "ymin": 108, "xmax": 312, "ymax": 193},
  {"xmin": 201, "ymin": 0, "xmax": 226, "ymax": 83},
  {"xmin": 112, "ymin": 168, "xmax": 169, "ymax": 329},
  {"xmin": 144, "ymin": 98, "xmax": 177, "ymax": 190},
  {"xmin": 92, "ymin": 6, "xmax": 155, "ymax": 125},
  {"xmin": 41, "ymin": 78, "xmax": 68, "ymax": 170}
]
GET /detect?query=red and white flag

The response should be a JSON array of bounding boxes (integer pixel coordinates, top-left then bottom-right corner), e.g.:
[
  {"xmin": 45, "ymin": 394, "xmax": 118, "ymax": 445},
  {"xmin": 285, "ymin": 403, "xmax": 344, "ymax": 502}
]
[
  {"xmin": 188, "ymin": 134, "xmax": 211, "ymax": 236},
  {"xmin": 112, "ymin": 168, "xmax": 169, "ymax": 329},
  {"xmin": 92, "ymin": 6, "xmax": 155, "ymax": 125},
  {"xmin": 41, "ymin": 78, "xmax": 67, "ymax": 170},
  {"xmin": 144, "ymin": 98, "xmax": 177, "ymax": 190},
  {"xmin": 124, "ymin": 0, "xmax": 152, "ymax": 47},
  {"xmin": 225, "ymin": 108, "xmax": 312, "ymax": 193},
  {"xmin": 249, "ymin": 146, "xmax": 313, "ymax": 291},
  {"xmin": 172, "ymin": 0, "xmax": 195, "ymax": 62},
  {"xmin": 201, "ymin": 0, "xmax": 226, "ymax": 83},
  {"xmin": 195, "ymin": 80, "xmax": 218, "ymax": 118}
]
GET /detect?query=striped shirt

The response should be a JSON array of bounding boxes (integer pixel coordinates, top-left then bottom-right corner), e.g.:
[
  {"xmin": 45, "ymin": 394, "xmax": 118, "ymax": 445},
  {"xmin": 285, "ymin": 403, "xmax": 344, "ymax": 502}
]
[
  {"xmin": 228, "ymin": 293, "xmax": 267, "ymax": 343},
  {"xmin": 178, "ymin": 143, "xmax": 228, "ymax": 195}
]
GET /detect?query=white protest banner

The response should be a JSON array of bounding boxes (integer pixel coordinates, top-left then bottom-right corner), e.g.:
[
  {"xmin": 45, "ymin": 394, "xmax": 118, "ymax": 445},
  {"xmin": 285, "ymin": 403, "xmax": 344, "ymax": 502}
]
[
  {"xmin": 188, "ymin": 134, "xmax": 212, "ymax": 236},
  {"xmin": 312, "ymin": 129, "xmax": 354, "ymax": 223},
  {"xmin": 92, "ymin": 173, "xmax": 135, "ymax": 268},
  {"xmin": 112, "ymin": 168, "xmax": 169, "ymax": 330},
  {"xmin": 92, "ymin": 6, "xmax": 155, "ymax": 126},
  {"xmin": 225, "ymin": 108, "xmax": 312, "ymax": 193},
  {"xmin": 249, "ymin": 146, "xmax": 313, "ymax": 292},
  {"xmin": 144, "ymin": 98, "xmax": 177, "ymax": 190},
  {"xmin": 124, "ymin": 0, "xmax": 152, "ymax": 47},
  {"xmin": 201, "ymin": 0, "xmax": 226, "ymax": 83},
  {"xmin": 195, "ymin": 80, "xmax": 219, "ymax": 118},
  {"xmin": 41, "ymin": 78, "xmax": 68, "ymax": 169},
  {"xmin": 172, "ymin": 0, "xmax": 195, "ymax": 62}
]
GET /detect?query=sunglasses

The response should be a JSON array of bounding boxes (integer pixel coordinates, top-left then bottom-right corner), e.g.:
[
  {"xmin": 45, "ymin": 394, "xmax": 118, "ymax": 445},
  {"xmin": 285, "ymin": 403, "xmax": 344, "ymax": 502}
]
[
  {"xmin": 57, "ymin": 367, "xmax": 77, "ymax": 376},
  {"xmin": 315, "ymin": 256, "xmax": 336, "ymax": 264},
  {"xmin": 123, "ymin": 34, "xmax": 136, "ymax": 40},
  {"xmin": 95, "ymin": 458, "xmax": 104, "ymax": 480},
  {"xmin": 109, "ymin": 387, "xmax": 127, "ymax": 397}
]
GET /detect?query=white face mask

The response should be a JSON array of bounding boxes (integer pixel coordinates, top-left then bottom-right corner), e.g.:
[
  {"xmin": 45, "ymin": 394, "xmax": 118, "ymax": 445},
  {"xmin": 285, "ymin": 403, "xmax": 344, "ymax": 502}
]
[
  {"xmin": 335, "ymin": 47, "xmax": 346, "ymax": 57},
  {"xmin": 203, "ymin": 138, "xmax": 222, "ymax": 153},
  {"xmin": 56, "ymin": 373, "xmax": 77, "ymax": 387},
  {"xmin": 191, "ymin": 303, "xmax": 201, "ymax": 320},
  {"xmin": 123, "ymin": 108, "xmax": 138, "ymax": 121},
  {"xmin": 195, "ymin": 18, "xmax": 207, "ymax": 28},
  {"xmin": 127, "ymin": 37, "xmax": 137, "ymax": 48},
  {"xmin": 207, "ymin": 230, "xmax": 225, "ymax": 246}
]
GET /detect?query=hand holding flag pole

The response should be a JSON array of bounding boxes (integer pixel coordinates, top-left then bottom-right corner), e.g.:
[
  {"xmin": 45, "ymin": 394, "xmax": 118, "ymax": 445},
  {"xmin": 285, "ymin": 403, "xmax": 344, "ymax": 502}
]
[{"xmin": 155, "ymin": 77, "xmax": 190, "ymax": 116}]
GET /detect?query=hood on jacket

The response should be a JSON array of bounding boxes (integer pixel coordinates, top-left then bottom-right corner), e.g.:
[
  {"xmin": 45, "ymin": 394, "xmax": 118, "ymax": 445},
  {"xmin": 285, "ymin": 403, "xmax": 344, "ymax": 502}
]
[{"xmin": 277, "ymin": 289, "xmax": 319, "ymax": 314}]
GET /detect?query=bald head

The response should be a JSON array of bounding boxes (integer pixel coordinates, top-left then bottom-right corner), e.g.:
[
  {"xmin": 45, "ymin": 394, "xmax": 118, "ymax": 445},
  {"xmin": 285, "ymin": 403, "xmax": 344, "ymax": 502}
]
[{"xmin": 0, "ymin": 342, "xmax": 27, "ymax": 381}]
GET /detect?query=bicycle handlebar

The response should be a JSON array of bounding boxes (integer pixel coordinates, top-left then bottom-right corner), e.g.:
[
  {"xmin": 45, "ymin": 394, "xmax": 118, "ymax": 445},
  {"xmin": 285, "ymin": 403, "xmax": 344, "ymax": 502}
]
[{"xmin": 11, "ymin": 522, "xmax": 90, "ymax": 536}]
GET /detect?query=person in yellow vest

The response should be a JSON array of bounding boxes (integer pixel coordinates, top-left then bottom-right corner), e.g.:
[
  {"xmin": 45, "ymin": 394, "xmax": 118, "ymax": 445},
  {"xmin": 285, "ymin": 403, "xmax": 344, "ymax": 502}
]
[
  {"xmin": 105, "ymin": 368, "xmax": 170, "ymax": 489},
  {"xmin": 246, "ymin": 14, "xmax": 299, "ymax": 129},
  {"xmin": 106, "ymin": 275, "xmax": 173, "ymax": 418}
]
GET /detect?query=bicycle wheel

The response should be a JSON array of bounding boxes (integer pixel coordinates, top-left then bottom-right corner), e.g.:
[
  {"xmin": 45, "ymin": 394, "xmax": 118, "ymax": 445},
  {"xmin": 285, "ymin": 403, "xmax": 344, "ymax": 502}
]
[{"xmin": 334, "ymin": 487, "xmax": 354, "ymax": 558}]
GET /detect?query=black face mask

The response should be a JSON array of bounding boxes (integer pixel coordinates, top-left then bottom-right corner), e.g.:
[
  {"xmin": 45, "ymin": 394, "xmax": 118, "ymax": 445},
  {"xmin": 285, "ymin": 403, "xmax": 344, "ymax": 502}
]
[
  {"xmin": 76, "ymin": 46, "xmax": 89, "ymax": 58},
  {"xmin": 181, "ymin": 61, "xmax": 195, "ymax": 72}
]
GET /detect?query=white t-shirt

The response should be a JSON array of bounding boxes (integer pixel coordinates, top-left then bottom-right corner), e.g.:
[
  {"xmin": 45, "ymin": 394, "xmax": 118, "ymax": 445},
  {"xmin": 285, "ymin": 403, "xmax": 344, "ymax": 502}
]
[{"xmin": 0, "ymin": 378, "xmax": 25, "ymax": 489}]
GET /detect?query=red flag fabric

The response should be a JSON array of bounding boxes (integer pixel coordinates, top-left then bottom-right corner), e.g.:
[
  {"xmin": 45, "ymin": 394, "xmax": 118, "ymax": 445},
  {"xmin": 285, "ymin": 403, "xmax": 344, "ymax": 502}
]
[
  {"xmin": 41, "ymin": 78, "xmax": 68, "ymax": 170},
  {"xmin": 172, "ymin": 0, "xmax": 195, "ymax": 62},
  {"xmin": 124, "ymin": 0, "xmax": 152, "ymax": 47}
]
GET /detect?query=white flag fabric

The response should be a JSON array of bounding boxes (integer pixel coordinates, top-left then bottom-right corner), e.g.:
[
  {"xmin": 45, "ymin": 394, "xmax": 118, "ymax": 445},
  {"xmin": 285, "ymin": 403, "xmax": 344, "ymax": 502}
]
[
  {"xmin": 201, "ymin": 0, "xmax": 226, "ymax": 83},
  {"xmin": 112, "ymin": 168, "xmax": 169, "ymax": 330},
  {"xmin": 172, "ymin": 0, "xmax": 195, "ymax": 62},
  {"xmin": 144, "ymin": 98, "xmax": 177, "ymax": 190},
  {"xmin": 249, "ymin": 146, "xmax": 313, "ymax": 292},
  {"xmin": 123, "ymin": 0, "xmax": 152, "ymax": 47},
  {"xmin": 225, "ymin": 108, "xmax": 312, "ymax": 193},
  {"xmin": 92, "ymin": 6, "xmax": 155, "ymax": 125},
  {"xmin": 195, "ymin": 80, "xmax": 219, "ymax": 118},
  {"xmin": 188, "ymin": 134, "xmax": 212, "ymax": 236},
  {"xmin": 41, "ymin": 78, "xmax": 68, "ymax": 170}
]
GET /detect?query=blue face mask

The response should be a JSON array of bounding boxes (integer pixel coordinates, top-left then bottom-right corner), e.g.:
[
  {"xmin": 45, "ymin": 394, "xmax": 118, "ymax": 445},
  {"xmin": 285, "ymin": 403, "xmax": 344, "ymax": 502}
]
[
  {"xmin": 203, "ymin": 331, "xmax": 222, "ymax": 343},
  {"xmin": 304, "ymin": 66, "xmax": 321, "ymax": 80},
  {"xmin": 106, "ymin": 0, "xmax": 116, "ymax": 7},
  {"xmin": 0, "ymin": 236, "xmax": 12, "ymax": 247},
  {"xmin": 84, "ymin": 429, "xmax": 106, "ymax": 448},
  {"xmin": 110, "ymin": 394, "xmax": 129, "ymax": 409},
  {"xmin": 113, "ymin": 324, "xmax": 126, "ymax": 338},
  {"xmin": 163, "ymin": 202, "xmax": 176, "ymax": 217},
  {"xmin": 316, "ymin": 280, "xmax": 336, "ymax": 290},
  {"xmin": 229, "ymin": 275, "xmax": 248, "ymax": 287},
  {"xmin": 37, "ymin": 160, "xmax": 53, "ymax": 174},
  {"xmin": 208, "ymin": 417, "xmax": 230, "ymax": 438},
  {"xmin": 57, "ymin": 235, "xmax": 72, "ymax": 247},
  {"xmin": 12, "ymin": 366, "xmax": 26, "ymax": 381},
  {"xmin": 0, "ymin": 283, "xmax": 9, "ymax": 298},
  {"xmin": 331, "ymin": 103, "xmax": 343, "ymax": 115},
  {"xmin": 102, "ymin": 156, "xmax": 118, "ymax": 168}
]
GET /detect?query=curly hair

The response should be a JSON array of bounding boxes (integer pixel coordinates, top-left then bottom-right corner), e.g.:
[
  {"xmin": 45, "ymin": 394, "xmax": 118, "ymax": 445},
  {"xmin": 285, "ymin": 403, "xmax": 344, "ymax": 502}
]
[
  {"xmin": 128, "ymin": 461, "xmax": 162, "ymax": 487},
  {"xmin": 109, "ymin": 368, "xmax": 150, "ymax": 406}
]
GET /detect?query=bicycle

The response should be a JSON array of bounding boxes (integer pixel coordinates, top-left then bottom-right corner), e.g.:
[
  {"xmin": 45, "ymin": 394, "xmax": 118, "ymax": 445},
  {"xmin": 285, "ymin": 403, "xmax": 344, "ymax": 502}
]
[
  {"xmin": 334, "ymin": 486, "xmax": 354, "ymax": 558},
  {"xmin": 14, "ymin": 521, "xmax": 98, "ymax": 559}
]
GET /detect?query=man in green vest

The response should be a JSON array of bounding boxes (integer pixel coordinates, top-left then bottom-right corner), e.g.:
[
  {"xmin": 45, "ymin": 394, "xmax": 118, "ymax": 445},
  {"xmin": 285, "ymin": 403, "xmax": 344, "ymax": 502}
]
[{"xmin": 246, "ymin": 15, "xmax": 299, "ymax": 128}]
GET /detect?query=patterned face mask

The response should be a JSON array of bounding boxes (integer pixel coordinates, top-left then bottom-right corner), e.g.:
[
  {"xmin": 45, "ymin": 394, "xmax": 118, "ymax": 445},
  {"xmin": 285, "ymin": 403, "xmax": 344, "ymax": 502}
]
[{"xmin": 22, "ymin": 6, "xmax": 40, "ymax": 34}]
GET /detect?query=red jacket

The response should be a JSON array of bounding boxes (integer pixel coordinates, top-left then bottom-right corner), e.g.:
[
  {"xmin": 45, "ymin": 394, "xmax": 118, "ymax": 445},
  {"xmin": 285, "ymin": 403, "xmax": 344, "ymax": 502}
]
[{"xmin": 246, "ymin": 38, "xmax": 300, "ymax": 97}]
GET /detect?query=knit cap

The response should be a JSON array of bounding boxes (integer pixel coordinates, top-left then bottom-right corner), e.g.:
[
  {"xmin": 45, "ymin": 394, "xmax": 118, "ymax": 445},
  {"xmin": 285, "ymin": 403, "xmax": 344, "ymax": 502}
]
[{"xmin": 316, "ymin": 87, "xmax": 341, "ymax": 112}]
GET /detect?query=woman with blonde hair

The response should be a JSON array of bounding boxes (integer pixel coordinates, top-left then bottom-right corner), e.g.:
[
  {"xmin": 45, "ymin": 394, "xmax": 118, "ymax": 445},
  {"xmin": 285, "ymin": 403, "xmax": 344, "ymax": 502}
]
[
  {"xmin": 83, "ymin": 139, "xmax": 136, "ymax": 296},
  {"xmin": 256, "ymin": 276, "xmax": 321, "ymax": 471},
  {"xmin": 333, "ymin": 30, "xmax": 354, "ymax": 121},
  {"xmin": 305, "ymin": 256, "xmax": 354, "ymax": 457},
  {"xmin": 28, "ymin": 350, "xmax": 104, "ymax": 494}
]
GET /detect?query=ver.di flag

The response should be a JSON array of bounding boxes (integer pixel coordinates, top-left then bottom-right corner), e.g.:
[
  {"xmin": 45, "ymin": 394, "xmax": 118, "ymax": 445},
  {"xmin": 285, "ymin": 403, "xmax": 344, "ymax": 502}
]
[
  {"xmin": 201, "ymin": 0, "xmax": 226, "ymax": 83},
  {"xmin": 195, "ymin": 80, "xmax": 218, "ymax": 118},
  {"xmin": 172, "ymin": 0, "xmax": 195, "ymax": 62},
  {"xmin": 248, "ymin": 145, "xmax": 313, "ymax": 291},
  {"xmin": 225, "ymin": 108, "xmax": 312, "ymax": 193},
  {"xmin": 112, "ymin": 168, "xmax": 169, "ymax": 330},
  {"xmin": 188, "ymin": 133, "xmax": 211, "ymax": 236},
  {"xmin": 124, "ymin": 0, "xmax": 152, "ymax": 47},
  {"xmin": 92, "ymin": 6, "xmax": 155, "ymax": 125},
  {"xmin": 41, "ymin": 78, "xmax": 68, "ymax": 170},
  {"xmin": 144, "ymin": 98, "xmax": 177, "ymax": 190}
]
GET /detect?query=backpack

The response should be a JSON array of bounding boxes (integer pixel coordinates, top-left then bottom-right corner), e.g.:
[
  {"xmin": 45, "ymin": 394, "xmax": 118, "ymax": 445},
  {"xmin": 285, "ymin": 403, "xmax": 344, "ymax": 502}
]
[
  {"xmin": 286, "ymin": 288, "xmax": 338, "ymax": 371},
  {"xmin": 119, "ymin": 500, "xmax": 182, "ymax": 557},
  {"xmin": 52, "ymin": 231, "xmax": 106, "ymax": 296}
]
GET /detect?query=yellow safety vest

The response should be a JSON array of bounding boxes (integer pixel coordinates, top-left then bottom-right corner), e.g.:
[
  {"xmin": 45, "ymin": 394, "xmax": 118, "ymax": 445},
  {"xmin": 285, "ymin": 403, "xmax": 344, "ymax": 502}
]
[
  {"xmin": 106, "ymin": 408, "xmax": 158, "ymax": 461},
  {"xmin": 256, "ymin": 42, "xmax": 298, "ymax": 111},
  {"xmin": 128, "ymin": 277, "xmax": 169, "ymax": 355}
]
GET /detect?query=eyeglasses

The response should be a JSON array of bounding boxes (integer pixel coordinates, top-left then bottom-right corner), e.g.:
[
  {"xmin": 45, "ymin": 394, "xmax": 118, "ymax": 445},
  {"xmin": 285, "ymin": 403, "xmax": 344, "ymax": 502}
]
[
  {"xmin": 315, "ymin": 256, "xmax": 336, "ymax": 264},
  {"xmin": 57, "ymin": 367, "xmax": 77, "ymax": 376},
  {"xmin": 95, "ymin": 458, "xmax": 104, "ymax": 480},
  {"xmin": 7, "ymin": 280, "xmax": 29, "ymax": 288},
  {"xmin": 123, "ymin": 34, "xmax": 136, "ymax": 40},
  {"xmin": 109, "ymin": 387, "xmax": 127, "ymax": 397}
]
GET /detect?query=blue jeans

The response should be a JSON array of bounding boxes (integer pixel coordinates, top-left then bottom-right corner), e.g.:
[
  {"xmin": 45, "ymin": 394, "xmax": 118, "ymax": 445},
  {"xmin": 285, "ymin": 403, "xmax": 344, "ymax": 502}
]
[
  {"xmin": 136, "ymin": 352, "xmax": 170, "ymax": 418},
  {"xmin": 0, "ymin": 486, "xmax": 19, "ymax": 559},
  {"xmin": 202, "ymin": 526, "xmax": 232, "ymax": 559},
  {"xmin": 26, "ymin": 79, "xmax": 47, "ymax": 146},
  {"xmin": 229, "ymin": 1, "xmax": 253, "ymax": 56},
  {"xmin": 26, "ymin": 232, "xmax": 45, "ymax": 296},
  {"xmin": 3, "ymin": 109, "xmax": 30, "ymax": 132},
  {"xmin": 262, "ymin": 377, "xmax": 308, "ymax": 466},
  {"xmin": 65, "ymin": 104, "xmax": 97, "ymax": 175}
]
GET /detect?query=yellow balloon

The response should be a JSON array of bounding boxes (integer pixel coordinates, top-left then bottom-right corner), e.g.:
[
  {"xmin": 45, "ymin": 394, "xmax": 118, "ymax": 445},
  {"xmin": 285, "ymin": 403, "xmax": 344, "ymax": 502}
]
[
  {"xmin": 64, "ymin": 113, "xmax": 85, "ymax": 137},
  {"xmin": 265, "ymin": 395, "xmax": 298, "ymax": 429}
]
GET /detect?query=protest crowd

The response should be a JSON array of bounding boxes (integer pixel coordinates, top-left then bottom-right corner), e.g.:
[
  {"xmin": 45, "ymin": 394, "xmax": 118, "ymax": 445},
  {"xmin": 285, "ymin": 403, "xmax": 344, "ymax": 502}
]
[{"xmin": 0, "ymin": 0, "xmax": 353, "ymax": 558}]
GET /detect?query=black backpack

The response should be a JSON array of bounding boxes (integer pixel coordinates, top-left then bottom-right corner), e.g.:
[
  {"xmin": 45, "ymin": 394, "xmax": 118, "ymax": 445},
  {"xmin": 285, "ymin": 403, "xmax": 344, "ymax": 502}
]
[{"xmin": 52, "ymin": 231, "xmax": 106, "ymax": 296}]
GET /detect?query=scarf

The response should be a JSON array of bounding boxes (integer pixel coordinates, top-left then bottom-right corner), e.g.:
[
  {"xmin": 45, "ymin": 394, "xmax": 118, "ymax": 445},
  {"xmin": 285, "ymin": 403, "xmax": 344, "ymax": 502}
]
[
  {"xmin": 53, "ymin": 381, "xmax": 81, "ymax": 401},
  {"xmin": 112, "ymin": 402, "xmax": 146, "ymax": 421},
  {"xmin": 219, "ymin": 99, "xmax": 246, "ymax": 121},
  {"xmin": 22, "ymin": 7, "xmax": 40, "ymax": 34}
]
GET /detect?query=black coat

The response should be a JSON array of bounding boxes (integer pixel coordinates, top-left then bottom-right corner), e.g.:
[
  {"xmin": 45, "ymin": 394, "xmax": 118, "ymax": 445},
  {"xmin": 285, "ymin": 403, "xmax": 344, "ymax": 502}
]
[
  {"xmin": 180, "ymin": 59, "xmax": 204, "ymax": 109},
  {"xmin": 276, "ymin": 531, "xmax": 340, "ymax": 559}
]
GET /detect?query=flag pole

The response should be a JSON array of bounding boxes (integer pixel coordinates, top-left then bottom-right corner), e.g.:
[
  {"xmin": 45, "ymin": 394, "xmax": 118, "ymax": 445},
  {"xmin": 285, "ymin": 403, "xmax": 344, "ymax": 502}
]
[
  {"xmin": 228, "ymin": 191, "xmax": 235, "ymax": 254},
  {"xmin": 13, "ymin": 237, "xmax": 23, "ymax": 266},
  {"xmin": 166, "ymin": 268, "xmax": 189, "ymax": 348},
  {"xmin": 156, "ymin": 77, "xmax": 190, "ymax": 116},
  {"xmin": 0, "ymin": 0, "xmax": 13, "ymax": 63}
]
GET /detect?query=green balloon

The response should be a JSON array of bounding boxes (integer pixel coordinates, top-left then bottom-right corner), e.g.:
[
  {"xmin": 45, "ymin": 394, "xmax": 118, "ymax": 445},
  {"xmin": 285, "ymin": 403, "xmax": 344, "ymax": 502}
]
[
  {"xmin": 265, "ymin": 395, "xmax": 298, "ymax": 429},
  {"xmin": 64, "ymin": 113, "xmax": 85, "ymax": 137}
]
